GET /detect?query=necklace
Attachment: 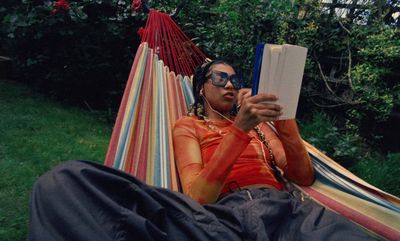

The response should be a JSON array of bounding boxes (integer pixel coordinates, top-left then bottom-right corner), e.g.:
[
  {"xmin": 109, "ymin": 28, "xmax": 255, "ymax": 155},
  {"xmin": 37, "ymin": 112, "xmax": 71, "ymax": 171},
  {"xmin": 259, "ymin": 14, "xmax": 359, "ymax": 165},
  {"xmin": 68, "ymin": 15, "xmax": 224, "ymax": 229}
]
[
  {"xmin": 201, "ymin": 115, "xmax": 275, "ymax": 164},
  {"xmin": 203, "ymin": 117, "xmax": 224, "ymax": 135}
]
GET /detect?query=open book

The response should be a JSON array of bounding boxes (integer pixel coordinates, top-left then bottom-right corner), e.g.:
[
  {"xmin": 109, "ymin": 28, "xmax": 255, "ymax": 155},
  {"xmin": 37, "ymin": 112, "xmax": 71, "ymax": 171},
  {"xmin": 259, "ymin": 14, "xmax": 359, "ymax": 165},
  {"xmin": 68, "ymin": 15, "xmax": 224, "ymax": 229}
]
[{"xmin": 251, "ymin": 43, "xmax": 308, "ymax": 120}]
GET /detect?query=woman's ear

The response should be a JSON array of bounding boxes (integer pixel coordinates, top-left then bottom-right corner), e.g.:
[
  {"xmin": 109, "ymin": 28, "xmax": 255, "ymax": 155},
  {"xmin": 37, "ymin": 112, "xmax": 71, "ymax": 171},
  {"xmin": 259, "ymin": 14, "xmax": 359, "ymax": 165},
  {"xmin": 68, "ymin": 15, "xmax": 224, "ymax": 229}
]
[{"xmin": 200, "ymin": 88, "xmax": 204, "ymax": 96}]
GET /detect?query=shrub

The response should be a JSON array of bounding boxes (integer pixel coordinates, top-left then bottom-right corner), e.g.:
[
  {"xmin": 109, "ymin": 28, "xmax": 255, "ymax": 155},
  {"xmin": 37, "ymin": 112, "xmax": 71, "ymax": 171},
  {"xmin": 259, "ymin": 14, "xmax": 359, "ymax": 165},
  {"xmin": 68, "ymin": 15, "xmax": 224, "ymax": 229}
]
[
  {"xmin": 348, "ymin": 28, "xmax": 400, "ymax": 145},
  {"xmin": 299, "ymin": 111, "xmax": 365, "ymax": 167},
  {"xmin": 2, "ymin": 0, "xmax": 145, "ymax": 110}
]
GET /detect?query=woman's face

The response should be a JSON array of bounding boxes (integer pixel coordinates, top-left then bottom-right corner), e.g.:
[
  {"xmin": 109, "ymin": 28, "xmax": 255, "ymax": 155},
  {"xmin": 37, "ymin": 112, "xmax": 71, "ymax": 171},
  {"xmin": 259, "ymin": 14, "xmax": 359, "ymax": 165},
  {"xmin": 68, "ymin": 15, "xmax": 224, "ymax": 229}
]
[{"xmin": 202, "ymin": 63, "xmax": 238, "ymax": 117}]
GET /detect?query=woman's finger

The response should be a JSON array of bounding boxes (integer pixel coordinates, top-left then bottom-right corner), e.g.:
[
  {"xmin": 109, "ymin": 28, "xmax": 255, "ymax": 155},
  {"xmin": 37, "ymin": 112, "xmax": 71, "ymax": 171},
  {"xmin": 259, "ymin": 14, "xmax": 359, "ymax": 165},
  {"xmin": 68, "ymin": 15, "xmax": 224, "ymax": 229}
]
[
  {"xmin": 258, "ymin": 108, "xmax": 283, "ymax": 119},
  {"xmin": 237, "ymin": 88, "xmax": 252, "ymax": 106},
  {"xmin": 256, "ymin": 102, "xmax": 282, "ymax": 112},
  {"xmin": 247, "ymin": 93, "xmax": 279, "ymax": 104}
]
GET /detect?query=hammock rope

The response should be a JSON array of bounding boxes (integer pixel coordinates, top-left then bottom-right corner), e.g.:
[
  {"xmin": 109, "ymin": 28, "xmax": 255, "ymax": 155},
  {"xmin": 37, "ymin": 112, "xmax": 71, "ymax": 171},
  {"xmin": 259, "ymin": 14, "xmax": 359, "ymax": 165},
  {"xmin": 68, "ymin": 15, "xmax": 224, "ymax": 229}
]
[{"xmin": 139, "ymin": 10, "xmax": 207, "ymax": 76}]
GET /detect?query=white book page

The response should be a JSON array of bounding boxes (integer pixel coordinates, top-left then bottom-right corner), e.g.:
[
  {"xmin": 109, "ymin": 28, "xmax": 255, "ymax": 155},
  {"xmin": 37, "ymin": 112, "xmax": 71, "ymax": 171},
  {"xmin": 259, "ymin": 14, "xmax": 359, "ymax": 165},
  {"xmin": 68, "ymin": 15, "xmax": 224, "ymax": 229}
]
[
  {"xmin": 257, "ymin": 44, "xmax": 307, "ymax": 120},
  {"xmin": 259, "ymin": 44, "xmax": 281, "ymax": 94}
]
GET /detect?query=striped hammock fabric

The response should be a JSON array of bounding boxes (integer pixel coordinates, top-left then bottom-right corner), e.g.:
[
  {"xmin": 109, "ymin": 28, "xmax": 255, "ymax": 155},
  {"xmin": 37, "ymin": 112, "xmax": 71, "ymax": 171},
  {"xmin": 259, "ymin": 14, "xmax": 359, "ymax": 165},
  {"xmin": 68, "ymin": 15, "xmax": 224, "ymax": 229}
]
[
  {"xmin": 105, "ymin": 43, "xmax": 400, "ymax": 240},
  {"xmin": 300, "ymin": 142, "xmax": 400, "ymax": 240},
  {"xmin": 105, "ymin": 43, "xmax": 194, "ymax": 191}
]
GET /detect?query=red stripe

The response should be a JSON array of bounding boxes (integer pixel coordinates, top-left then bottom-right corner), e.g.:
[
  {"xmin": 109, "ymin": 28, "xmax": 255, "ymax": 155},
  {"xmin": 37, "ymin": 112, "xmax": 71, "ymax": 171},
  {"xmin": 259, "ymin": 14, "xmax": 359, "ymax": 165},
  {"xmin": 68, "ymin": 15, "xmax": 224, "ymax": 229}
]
[{"xmin": 301, "ymin": 186, "xmax": 400, "ymax": 241}]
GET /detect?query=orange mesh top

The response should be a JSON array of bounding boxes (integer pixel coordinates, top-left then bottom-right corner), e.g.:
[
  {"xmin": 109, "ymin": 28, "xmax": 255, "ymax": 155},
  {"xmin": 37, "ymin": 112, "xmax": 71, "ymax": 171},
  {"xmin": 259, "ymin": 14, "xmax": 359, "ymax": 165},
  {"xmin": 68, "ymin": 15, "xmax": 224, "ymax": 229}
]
[{"xmin": 173, "ymin": 116, "xmax": 314, "ymax": 204}]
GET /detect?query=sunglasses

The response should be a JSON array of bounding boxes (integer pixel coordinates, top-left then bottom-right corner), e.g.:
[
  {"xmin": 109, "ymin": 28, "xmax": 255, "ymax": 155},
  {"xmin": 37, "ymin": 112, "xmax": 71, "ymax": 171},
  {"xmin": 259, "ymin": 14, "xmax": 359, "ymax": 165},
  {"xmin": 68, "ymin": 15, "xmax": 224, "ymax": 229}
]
[{"xmin": 206, "ymin": 71, "xmax": 243, "ymax": 90}]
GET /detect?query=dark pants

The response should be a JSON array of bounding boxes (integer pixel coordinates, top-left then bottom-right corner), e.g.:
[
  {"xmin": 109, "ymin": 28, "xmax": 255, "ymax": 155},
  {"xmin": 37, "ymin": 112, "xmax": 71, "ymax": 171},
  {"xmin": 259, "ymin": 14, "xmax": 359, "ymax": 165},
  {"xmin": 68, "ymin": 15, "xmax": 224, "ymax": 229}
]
[{"xmin": 29, "ymin": 160, "xmax": 377, "ymax": 241}]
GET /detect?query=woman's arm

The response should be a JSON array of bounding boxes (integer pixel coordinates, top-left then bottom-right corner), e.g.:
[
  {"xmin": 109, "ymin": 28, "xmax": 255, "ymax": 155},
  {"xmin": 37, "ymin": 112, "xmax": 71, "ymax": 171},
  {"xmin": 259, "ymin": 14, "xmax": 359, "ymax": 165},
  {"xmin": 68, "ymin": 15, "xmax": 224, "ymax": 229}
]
[
  {"xmin": 273, "ymin": 120, "xmax": 315, "ymax": 185},
  {"xmin": 173, "ymin": 92, "xmax": 284, "ymax": 204},
  {"xmin": 173, "ymin": 119, "xmax": 251, "ymax": 204}
]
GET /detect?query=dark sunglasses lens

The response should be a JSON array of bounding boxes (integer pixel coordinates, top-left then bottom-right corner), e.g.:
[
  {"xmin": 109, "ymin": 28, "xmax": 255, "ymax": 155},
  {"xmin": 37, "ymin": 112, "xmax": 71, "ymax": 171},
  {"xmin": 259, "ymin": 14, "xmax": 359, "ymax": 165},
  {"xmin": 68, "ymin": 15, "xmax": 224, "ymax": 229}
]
[
  {"xmin": 212, "ymin": 73, "xmax": 228, "ymax": 87},
  {"xmin": 210, "ymin": 72, "xmax": 242, "ymax": 89},
  {"xmin": 230, "ymin": 75, "xmax": 243, "ymax": 89}
]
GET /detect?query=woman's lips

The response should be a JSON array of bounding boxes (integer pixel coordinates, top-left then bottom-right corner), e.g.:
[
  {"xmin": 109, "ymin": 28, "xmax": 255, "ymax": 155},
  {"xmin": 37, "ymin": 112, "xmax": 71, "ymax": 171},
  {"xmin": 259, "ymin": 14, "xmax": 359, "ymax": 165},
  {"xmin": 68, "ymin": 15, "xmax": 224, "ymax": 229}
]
[{"xmin": 223, "ymin": 92, "xmax": 235, "ymax": 100}]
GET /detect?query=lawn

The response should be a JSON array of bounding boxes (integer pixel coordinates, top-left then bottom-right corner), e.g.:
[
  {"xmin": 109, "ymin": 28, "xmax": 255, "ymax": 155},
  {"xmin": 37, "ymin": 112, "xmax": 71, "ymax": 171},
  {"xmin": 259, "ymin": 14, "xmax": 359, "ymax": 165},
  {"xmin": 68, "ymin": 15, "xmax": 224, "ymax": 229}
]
[{"xmin": 0, "ymin": 79, "xmax": 112, "ymax": 241}]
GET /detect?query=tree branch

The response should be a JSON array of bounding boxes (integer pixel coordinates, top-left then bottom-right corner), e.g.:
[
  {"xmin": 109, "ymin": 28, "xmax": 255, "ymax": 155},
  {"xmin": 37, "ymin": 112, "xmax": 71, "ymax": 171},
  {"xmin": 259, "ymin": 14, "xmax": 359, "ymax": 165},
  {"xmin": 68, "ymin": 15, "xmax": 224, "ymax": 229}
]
[
  {"xmin": 338, "ymin": 20, "xmax": 350, "ymax": 34},
  {"xmin": 313, "ymin": 51, "xmax": 335, "ymax": 95},
  {"xmin": 338, "ymin": 20, "xmax": 354, "ymax": 90},
  {"xmin": 311, "ymin": 98, "xmax": 359, "ymax": 108},
  {"xmin": 170, "ymin": 0, "xmax": 188, "ymax": 18},
  {"xmin": 347, "ymin": 39, "xmax": 353, "ymax": 90}
]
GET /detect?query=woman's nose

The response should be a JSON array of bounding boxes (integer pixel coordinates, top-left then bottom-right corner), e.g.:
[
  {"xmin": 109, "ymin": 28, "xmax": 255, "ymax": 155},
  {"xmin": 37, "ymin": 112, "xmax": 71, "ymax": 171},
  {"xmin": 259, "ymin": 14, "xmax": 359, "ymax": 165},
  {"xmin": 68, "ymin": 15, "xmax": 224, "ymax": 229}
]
[{"xmin": 224, "ymin": 79, "xmax": 234, "ymax": 89}]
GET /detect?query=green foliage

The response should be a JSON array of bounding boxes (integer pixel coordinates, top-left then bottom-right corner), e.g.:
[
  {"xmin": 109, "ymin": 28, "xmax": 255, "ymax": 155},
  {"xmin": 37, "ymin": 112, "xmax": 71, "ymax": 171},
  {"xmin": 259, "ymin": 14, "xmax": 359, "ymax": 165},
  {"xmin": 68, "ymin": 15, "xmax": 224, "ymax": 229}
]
[
  {"xmin": 348, "ymin": 28, "xmax": 400, "ymax": 139},
  {"xmin": 173, "ymin": 0, "xmax": 307, "ymax": 81},
  {"xmin": 0, "ymin": 79, "xmax": 111, "ymax": 241},
  {"xmin": 351, "ymin": 63, "xmax": 393, "ymax": 120},
  {"xmin": 2, "ymin": 0, "xmax": 144, "ymax": 110},
  {"xmin": 358, "ymin": 29, "xmax": 400, "ymax": 62},
  {"xmin": 299, "ymin": 112, "xmax": 365, "ymax": 167}
]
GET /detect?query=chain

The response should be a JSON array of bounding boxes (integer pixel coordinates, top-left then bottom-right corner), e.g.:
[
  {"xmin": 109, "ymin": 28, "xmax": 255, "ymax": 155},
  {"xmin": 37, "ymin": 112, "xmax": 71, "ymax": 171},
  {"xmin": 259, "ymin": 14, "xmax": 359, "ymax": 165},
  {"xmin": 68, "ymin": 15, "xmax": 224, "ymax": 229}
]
[
  {"xmin": 253, "ymin": 126, "xmax": 274, "ymax": 164},
  {"xmin": 253, "ymin": 125, "xmax": 286, "ymax": 183}
]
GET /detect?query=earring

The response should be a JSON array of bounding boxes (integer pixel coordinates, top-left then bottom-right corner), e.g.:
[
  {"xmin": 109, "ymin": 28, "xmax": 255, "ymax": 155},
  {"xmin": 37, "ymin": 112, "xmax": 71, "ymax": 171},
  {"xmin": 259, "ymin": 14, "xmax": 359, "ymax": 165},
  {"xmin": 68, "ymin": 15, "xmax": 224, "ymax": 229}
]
[
  {"xmin": 187, "ymin": 104, "xmax": 195, "ymax": 116},
  {"xmin": 196, "ymin": 102, "xmax": 205, "ymax": 118}
]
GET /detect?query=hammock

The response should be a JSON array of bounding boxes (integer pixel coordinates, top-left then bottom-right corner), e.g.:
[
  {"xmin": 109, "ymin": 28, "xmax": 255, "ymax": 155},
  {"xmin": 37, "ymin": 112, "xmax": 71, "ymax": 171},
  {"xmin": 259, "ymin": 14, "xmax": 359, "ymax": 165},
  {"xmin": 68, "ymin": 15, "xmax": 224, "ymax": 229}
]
[{"xmin": 104, "ymin": 10, "xmax": 400, "ymax": 241}]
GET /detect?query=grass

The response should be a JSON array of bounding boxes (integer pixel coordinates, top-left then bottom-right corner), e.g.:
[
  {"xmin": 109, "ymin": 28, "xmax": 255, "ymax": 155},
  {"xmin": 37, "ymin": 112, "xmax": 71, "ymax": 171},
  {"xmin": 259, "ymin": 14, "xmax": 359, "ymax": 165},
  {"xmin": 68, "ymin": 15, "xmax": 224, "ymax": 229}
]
[
  {"xmin": 350, "ymin": 152, "xmax": 400, "ymax": 197},
  {"xmin": 0, "ymin": 79, "xmax": 112, "ymax": 241}
]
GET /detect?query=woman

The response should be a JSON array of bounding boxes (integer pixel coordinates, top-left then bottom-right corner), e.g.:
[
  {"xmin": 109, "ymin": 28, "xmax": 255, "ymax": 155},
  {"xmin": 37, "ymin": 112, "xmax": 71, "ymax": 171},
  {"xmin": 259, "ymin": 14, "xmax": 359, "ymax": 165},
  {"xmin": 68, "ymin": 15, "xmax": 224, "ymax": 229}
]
[
  {"xmin": 28, "ymin": 61, "xmax": 377, "ymax": 241},
  {"xmin": 173, "ymin": 59, "xmax": 314, "ymax": 204}
]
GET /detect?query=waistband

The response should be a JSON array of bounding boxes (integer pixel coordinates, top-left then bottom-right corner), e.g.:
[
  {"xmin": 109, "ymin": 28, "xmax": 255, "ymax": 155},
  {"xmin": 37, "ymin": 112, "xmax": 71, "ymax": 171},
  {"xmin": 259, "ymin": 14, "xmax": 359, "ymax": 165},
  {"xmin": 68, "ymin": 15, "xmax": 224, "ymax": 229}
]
[{"xmin": 218, "ymin": 183, "xmax": 277, "ymax": 199}]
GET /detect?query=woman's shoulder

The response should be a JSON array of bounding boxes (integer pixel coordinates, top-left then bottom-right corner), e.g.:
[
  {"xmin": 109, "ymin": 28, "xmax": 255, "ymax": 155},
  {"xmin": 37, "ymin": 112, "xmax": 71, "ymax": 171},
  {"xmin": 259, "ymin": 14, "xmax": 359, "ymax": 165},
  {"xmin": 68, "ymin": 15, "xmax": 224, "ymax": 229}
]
[
  {"xmin": 175, "ymin": 115, "xmax": 199, "ymax": 125},
  {"xmin": 174, "ymin": 115, "xmax": 203, "ymax": 130},
  {"xmin": 173, "ymin": 116, "xmax": 203, "ymax": 137}
]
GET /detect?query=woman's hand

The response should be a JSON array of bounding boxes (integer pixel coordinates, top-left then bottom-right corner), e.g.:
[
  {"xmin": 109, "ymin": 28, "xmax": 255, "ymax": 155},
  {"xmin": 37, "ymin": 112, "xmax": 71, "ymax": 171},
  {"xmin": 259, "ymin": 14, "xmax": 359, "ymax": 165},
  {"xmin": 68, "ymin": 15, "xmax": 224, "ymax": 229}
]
[{"xmin": 234, "ymin": 93, "xmax": 282, "ymax": 133}]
